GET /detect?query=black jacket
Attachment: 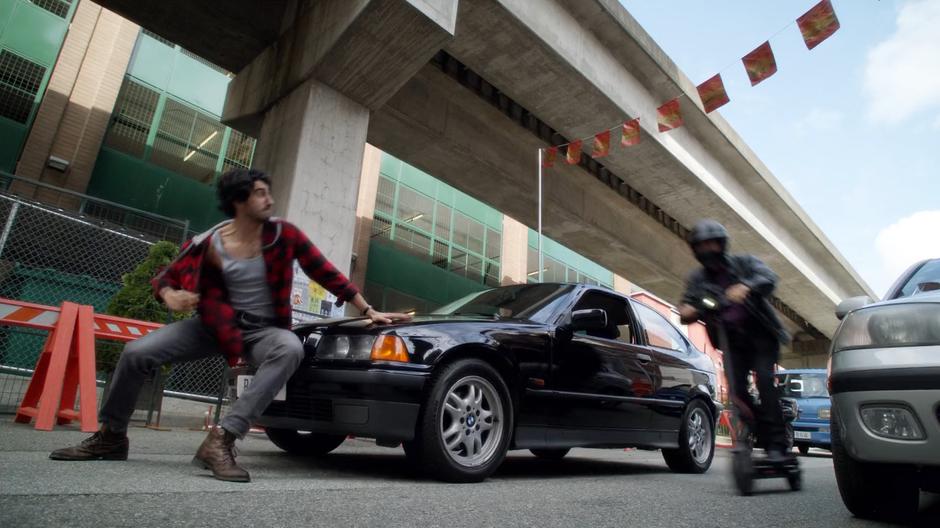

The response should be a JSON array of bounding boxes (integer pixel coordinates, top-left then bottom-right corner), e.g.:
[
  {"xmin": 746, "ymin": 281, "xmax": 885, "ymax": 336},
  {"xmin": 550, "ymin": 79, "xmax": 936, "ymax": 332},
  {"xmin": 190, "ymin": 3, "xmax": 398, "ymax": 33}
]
[{"xmin": 679, "ymin": 254, "xmax": 790, "ymax": 346}]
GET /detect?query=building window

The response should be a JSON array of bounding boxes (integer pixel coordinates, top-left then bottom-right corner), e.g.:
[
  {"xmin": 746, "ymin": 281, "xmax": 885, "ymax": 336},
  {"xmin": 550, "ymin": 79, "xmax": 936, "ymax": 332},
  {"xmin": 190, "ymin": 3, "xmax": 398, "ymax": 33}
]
[
  {"xmin": 396, "ymin": 186, "xmax": 434, "ymax": 234},
  {"xmin": 375, "ymin": 176, "xmax": 395, "ymax": 217},
  {"xmin": 103, "ymin": 77, "xmax": 256, "ymax": 184},
  {"xmin": 151, "ymin": 98, "xmax": 224, "ymax": 183},
  {"xmin": 103, "ymin": 79, "xmax": 159, "ymax": 157},
  {"xmin": 371, "ymin": 176, "xmax": 500, "ymax": 288},
  {"xmin": 222, "ymin": 129, "xmax": 254, "ymax": 173},
  {"xmin": 526, "ymin": 244, "xmax": 610, "ymax": 287},
  {"xmin": 0, "ymin": 50, "xmax": 46, "ymax": 124},
  {"xmin": 29, "ymin": 0, "xmax": 72, "ymax": 18}
]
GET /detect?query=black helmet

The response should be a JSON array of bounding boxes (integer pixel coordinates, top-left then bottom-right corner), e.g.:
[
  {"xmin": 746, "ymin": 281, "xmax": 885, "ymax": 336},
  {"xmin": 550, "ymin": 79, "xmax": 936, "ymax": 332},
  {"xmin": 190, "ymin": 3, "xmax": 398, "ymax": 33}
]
[{"xmin": 688, "ymin": 219, "xmax": 729, "ymax": 246}]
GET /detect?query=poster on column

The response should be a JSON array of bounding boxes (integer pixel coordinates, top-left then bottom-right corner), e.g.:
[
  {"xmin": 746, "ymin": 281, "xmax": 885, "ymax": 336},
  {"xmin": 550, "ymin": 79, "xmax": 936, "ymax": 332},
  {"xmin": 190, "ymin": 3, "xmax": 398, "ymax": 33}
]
[{"xmin": 290, "ymin": 262, "xmax": 345, "ymax": 325}]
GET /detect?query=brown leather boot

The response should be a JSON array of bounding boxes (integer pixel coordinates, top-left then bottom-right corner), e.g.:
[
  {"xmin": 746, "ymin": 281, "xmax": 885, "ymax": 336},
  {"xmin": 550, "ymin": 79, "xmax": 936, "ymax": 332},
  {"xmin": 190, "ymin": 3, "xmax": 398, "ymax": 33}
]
[
  {"xmin": 192, "ymin": 427, "xmax": 250, "ymax": 482},
  {"xmin": 49, "ymin": 427, "xmax": 129, "ymax": 461}
]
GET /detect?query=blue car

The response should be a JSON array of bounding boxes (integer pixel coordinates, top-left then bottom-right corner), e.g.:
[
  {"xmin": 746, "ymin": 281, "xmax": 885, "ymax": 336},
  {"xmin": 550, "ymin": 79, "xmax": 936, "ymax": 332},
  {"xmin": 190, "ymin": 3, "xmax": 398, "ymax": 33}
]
[{"xmin": 776, "ymin": 369, "xmax": 831, "ymax": 454}]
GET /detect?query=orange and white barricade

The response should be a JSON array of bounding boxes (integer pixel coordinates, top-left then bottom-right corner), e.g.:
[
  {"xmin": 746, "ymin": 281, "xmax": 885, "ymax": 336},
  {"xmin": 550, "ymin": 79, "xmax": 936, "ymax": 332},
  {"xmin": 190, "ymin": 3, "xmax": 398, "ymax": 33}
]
[{"xmin": 0, "ymin": 297, "xmax": 162, "ymax": 432}]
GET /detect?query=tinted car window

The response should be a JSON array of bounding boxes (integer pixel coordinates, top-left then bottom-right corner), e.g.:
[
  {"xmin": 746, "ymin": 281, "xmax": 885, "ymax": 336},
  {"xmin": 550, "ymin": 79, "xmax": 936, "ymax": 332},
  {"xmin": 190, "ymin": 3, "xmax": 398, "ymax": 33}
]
[
  {"xmin": 633, "ymin": 302, "xmax": 687, "ymax": 353},
  {"xmin": 571, "ymin": 291, "xmax": 637, "ymax": 344},
  {"xmin": 895, "ymin": 259, "xmax": 940, "ymax": 299},
  {"xmin": 433, "ymin": 283, "xmax": 572, "ymax": 321}
]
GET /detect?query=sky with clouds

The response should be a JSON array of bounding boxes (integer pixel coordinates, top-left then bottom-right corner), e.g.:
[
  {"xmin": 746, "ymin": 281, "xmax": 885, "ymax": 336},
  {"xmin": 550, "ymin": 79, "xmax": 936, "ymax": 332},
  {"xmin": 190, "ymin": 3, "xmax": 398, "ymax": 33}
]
[{"xmin": 618, "ymin": 0, "xmax": 940, "ymax": 298}]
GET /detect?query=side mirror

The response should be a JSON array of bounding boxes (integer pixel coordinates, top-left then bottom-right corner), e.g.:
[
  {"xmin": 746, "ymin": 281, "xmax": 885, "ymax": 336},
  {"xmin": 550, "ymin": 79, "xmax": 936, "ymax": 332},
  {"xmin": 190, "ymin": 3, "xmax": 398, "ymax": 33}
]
[
  {"xmin": 570, "ymin": 309, "xmax": 608, "ymax": 332},
  {"xmin": 835, "ymin": 296, "xmax": 873, "ymax": 320}
]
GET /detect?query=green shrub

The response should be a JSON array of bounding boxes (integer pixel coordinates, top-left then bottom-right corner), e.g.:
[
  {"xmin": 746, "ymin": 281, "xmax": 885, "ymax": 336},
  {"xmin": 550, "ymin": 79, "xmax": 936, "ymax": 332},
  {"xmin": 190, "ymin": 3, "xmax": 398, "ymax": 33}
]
[{"xmin": 97, "ymin": 241, "xmax": 190, "ymax": 372}]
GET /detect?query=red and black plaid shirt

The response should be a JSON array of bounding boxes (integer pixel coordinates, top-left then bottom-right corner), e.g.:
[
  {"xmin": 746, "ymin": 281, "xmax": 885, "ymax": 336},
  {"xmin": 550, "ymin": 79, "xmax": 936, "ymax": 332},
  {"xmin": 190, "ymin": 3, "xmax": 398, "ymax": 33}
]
[{"xmin": 152, "ymin": 219, "xmax": 359, "ymax": 366}]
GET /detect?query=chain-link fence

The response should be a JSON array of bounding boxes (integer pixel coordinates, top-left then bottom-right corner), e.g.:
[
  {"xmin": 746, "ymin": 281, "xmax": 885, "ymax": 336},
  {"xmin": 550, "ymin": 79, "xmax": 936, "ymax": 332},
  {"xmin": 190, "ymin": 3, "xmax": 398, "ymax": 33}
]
[{"xmin": 0, "ymin": 172, "xmax": 230, "ymax": 417}]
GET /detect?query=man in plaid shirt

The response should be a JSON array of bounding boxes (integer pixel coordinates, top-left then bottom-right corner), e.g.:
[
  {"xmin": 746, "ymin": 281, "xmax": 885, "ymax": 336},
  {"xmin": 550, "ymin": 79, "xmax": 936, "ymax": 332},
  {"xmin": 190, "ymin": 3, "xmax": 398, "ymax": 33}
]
[{"xmin": 50, "ymin": 169, "xmax": 410, "ymax": 481}]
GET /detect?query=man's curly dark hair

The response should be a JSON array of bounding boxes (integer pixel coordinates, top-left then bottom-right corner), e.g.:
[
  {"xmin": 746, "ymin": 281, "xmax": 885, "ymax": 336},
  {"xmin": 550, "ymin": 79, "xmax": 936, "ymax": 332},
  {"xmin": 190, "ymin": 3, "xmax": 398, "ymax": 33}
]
[{"xmin": 216, "ymin": 169, "xmax": 271, "ymax": 217}]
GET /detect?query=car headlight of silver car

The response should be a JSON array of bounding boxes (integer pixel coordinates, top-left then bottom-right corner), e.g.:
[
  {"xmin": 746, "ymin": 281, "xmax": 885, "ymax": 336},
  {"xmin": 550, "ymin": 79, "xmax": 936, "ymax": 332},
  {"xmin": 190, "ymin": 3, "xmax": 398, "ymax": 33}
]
[
  {"xmin": 833, "ymin": 303, "xmax": 940, "ymax": 352},
  {"xmin": 316, "ymin": 335, "xmax": 376, "ymax": 360}
]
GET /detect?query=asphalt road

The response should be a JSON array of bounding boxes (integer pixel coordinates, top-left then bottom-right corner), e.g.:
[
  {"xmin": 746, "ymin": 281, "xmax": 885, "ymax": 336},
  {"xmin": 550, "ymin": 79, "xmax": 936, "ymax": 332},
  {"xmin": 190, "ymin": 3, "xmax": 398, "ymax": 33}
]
[{"xmin": 1, "ymin": 422, "xmax": 938, "ymax": 528}]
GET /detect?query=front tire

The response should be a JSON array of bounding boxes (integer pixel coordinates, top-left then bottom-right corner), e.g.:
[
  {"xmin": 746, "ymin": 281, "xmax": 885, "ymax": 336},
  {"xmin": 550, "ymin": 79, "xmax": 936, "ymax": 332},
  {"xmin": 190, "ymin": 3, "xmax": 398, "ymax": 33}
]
[
  {"xmin": 264, "ymin": 428, "xmax": 346, "ymax": 456},
  {"xmin": 410, "ymin": 359, "xmax": 513, "ymax": 483},
  {"xmin": 831, "ymin": 406, "xmax": 919, "ymax": 521},
  {"xmin": 662, "ymin": 400, "xmax": 714, "ymax": 474}
]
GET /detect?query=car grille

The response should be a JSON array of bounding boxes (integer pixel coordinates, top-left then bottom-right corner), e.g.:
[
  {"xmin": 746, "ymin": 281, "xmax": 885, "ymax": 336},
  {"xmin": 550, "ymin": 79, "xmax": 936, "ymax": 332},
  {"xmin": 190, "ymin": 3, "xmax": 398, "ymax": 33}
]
[{"xmin": 263, "ymin": 393, "xmax": 332, "ymax": 422}]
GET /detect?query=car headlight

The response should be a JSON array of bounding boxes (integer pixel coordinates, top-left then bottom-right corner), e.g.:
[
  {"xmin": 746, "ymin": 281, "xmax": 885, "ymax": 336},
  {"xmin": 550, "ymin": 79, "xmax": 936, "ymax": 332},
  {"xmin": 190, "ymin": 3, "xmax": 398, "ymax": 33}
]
[
  {"xmin": 833, "ymin": 303, "xmax": 940, "ymax": 352},
  {"xmin": 316, "ymin": 335, "xmax": 376, "ymax": 360},
  {"xmin": 818, "ymin": 408, "xmax": 831, "ymax": 420},
  {"xmin": 859, "ymin": 405, "xmax": 925, "ymax": 440}
]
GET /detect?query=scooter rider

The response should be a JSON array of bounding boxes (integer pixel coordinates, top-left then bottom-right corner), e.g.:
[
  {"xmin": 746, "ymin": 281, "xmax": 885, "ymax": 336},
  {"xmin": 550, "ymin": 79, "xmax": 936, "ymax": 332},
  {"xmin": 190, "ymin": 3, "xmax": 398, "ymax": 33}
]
[{"xmin": 677, "ymin": 219, "xmax": 791, "ymax": 462}]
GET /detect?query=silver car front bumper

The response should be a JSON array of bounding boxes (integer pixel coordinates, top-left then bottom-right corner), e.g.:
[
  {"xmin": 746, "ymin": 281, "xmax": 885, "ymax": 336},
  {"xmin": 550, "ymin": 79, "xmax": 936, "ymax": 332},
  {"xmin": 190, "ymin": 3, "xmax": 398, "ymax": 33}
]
[{"xmin": 832, "ymin": 389, "xmax": 940, "ymax": 465}]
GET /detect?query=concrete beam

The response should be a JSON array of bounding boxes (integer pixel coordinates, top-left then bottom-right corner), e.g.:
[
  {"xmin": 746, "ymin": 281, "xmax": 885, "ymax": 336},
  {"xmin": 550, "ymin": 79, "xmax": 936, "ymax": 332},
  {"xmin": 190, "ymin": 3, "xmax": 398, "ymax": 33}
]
[
  {"xmin": 223, "ymin": 0, "xmax": 458, "ymax": 135},
  {"xmin": 90, "ymin": 0, "xmax": 287, "ymax": 73}
]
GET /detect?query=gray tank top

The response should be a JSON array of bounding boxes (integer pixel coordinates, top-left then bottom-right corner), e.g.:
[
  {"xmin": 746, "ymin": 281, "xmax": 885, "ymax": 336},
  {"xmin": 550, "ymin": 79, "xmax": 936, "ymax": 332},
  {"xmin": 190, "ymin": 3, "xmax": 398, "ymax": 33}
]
[{"xmin": 212, "ymin": 231, "xmax": 275, "ymax": 318}]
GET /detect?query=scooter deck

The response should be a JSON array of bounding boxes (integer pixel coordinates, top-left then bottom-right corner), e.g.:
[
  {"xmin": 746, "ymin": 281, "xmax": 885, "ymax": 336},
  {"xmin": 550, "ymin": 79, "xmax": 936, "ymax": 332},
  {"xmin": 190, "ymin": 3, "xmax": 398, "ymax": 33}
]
[{"xmin": 750, "ymin": 457, "xmax": 800, "ymax": 480}]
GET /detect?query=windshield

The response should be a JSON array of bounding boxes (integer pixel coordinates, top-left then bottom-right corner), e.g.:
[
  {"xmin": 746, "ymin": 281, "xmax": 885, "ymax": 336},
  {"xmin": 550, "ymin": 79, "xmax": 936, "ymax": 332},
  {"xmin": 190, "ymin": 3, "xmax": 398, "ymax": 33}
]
[
  {"xmin": 776, "ymin": 373, "xmax": 829, "ymax": 398},
  {"xmin": 894, "ymin": 259, "xmax": 940, "ymax": 299},
  {"xmin": 432, "ymin": 284, "xmax": 572, "ymax": 322}
]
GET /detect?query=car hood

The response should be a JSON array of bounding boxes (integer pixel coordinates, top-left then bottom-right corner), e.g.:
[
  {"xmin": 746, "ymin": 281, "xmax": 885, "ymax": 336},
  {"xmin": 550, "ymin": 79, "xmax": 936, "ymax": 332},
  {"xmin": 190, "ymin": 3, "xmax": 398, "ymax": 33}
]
[{"xmin": 293, "ymin": 314, "xmax": 529, "ymax": 334}]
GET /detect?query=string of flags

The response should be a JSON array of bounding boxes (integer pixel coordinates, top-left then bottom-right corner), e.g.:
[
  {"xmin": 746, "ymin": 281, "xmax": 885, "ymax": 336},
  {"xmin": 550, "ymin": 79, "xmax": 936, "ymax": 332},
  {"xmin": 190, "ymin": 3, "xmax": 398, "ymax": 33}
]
[{"xmin": 541, "ymin": 0, "xmax": 841, "ymax": 167}]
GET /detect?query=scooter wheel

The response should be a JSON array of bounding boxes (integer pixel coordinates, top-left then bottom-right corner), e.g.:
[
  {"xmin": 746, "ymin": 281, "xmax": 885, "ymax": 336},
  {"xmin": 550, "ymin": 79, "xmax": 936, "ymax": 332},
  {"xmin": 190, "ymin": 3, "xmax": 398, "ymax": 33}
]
[
  {"xmin": 787, "ymin": 469, "xmax": 802, "ymax": 491},
  {"xmin": 732, "ymin": 450, "xmax": 754, "ymax": 496}
]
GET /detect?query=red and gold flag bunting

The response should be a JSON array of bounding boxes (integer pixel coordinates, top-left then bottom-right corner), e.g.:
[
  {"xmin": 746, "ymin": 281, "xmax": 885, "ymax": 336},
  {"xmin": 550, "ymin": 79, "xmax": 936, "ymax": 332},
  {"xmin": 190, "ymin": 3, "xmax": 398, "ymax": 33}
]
[
  {"xmin": 537, "ymin": 4, "xmax": 843, "ymax": 158},
  {"xmin": 657, "ymin": 99, "xmax": 682, "ymax": 132},
  {"xmin": 621, "ymin": 118, "xmax": 641, "ymax": 146},
  {"xmin": 542, "ymin": 146, "xmax": 557, "ymax": 167},
  {"xmin": 798, "ymin": 0, "xmax": 840, "ymax": 50},
  {"xmin": 696, "ymin": 73, "xmax": 730, "ymax": 114},
  {"xmin": 742, "ymin": 41, "xmax": 777, "ymax": 86},
  {"xmin": 566, "ymin": 140, "xmax": 582, "ymax": 164},
  {"xmin": 592, "ymin": 130, "xmax": 611, "ymax": 158}
]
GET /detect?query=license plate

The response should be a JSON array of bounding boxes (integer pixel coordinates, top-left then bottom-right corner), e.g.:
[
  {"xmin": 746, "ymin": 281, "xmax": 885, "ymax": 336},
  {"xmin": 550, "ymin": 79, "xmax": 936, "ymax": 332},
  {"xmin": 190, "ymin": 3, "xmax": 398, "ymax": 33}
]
[
  {"xmin": 794, "ymin": 431, "xmax": 811, "ymax": 440},
  {"xmin": 235, "ymin": 375, "xmax": 286, "ymax": 401}
]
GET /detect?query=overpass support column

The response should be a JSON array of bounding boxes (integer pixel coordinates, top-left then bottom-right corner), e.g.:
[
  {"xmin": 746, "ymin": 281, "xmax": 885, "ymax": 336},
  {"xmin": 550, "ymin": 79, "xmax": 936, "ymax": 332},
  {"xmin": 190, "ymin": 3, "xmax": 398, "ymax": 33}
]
[
  {"xmin": 225, "ymin": 0, "xmax": 458, "ymax": 278},
  {"xmin": 251, "ymin": 80, "xmax": 369, "ymax": 276}
]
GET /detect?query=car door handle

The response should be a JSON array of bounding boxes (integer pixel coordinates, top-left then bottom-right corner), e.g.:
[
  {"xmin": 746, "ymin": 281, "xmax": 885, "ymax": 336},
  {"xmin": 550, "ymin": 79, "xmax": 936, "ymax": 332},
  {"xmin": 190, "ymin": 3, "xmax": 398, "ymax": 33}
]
[{"xmin": 636, "ymin": 353, "xmax": 652, "ymax": 363}]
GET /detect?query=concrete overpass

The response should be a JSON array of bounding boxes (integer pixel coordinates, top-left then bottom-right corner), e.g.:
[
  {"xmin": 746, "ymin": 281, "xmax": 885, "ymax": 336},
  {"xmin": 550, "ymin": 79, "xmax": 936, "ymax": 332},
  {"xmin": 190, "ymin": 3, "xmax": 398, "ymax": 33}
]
[{"xmin": 95, "ymin": 0, "xmax": 874, "ymax": 363}]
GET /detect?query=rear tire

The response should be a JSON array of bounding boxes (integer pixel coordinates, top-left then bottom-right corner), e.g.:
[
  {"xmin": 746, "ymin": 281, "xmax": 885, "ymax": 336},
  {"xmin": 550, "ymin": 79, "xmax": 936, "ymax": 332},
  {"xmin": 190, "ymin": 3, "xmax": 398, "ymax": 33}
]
[
  {"xmin": 797, "ymin": 444, "xmax": 810, "ymax": 455},
  {"xmin": 409, "ymin": 359, "xmax": 513, "ymax": 482},
  {"xmin": 264, "ymin": 428, "xmax": 346, "ymax": 456},
  {"xmin": 530, "ymin": 448, "xmax": 570, "ymax": 460},
  {"xmin": 831, "ymin": 406, "xmax": 919, "ymax": 521},
  {"xmin": 662, "ymin": 400, "xmax": 714, "ymax": 474}
]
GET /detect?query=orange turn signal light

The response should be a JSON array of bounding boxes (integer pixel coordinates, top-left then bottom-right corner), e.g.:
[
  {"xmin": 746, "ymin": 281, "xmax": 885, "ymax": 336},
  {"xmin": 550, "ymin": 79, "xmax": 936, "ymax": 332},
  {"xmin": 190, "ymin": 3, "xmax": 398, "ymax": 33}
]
[{"xmin": 370, "ymin": 335, "xmax": 409, "ymax": 362}]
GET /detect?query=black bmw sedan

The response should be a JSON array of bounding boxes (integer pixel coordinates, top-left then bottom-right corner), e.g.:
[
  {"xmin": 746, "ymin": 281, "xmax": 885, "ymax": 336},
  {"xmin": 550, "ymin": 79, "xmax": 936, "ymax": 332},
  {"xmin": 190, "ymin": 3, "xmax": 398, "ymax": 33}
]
[{"xmin": 231, "ymin": 283, "xmax": 721, "ymax": 482}]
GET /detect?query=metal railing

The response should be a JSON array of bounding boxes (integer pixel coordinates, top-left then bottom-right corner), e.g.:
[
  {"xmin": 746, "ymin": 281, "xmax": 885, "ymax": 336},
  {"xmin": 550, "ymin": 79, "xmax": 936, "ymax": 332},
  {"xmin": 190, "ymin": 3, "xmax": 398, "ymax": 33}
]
[{"xmin": 0, "ymin": 173, "xmax": 228, "ymax": 415}]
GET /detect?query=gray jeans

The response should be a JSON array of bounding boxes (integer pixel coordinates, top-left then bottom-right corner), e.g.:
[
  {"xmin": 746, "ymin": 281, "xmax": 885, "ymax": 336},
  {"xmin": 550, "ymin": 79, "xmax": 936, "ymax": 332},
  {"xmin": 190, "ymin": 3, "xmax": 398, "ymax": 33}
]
[{"xmin": 99, "ymin": 317, "xmax": 304, "ymax": 438}]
